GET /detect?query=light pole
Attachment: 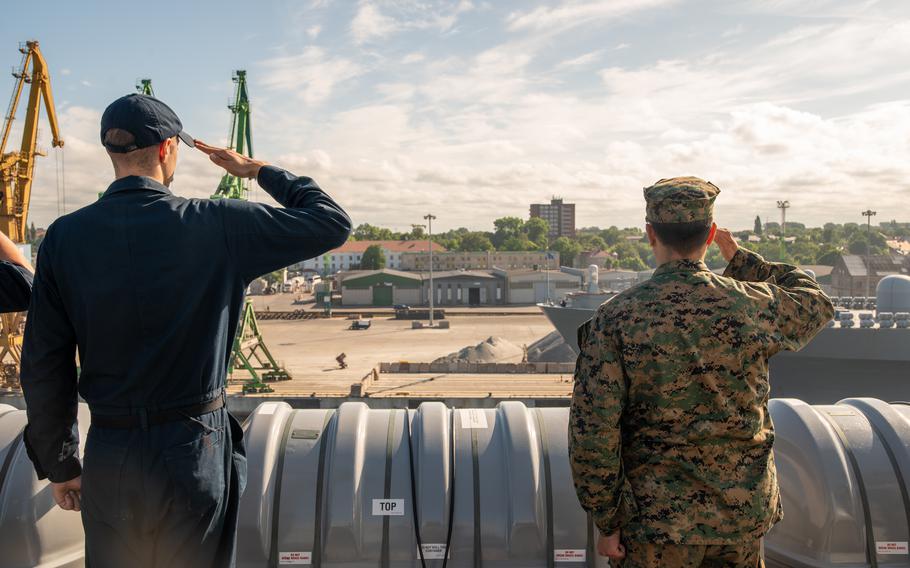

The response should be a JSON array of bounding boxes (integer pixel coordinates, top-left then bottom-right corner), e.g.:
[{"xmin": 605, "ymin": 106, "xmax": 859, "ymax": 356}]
[
  {"xmin": 862, "ymin": 209, "xmax": 877, "ymax": 299},
  {"xmin": 544, "ymin": 236, "xmax": 551, "ymax": 304},
  {"xmin": 777, "ymin": 200, "xmax": 790, "ymax": 259},
  {"xmin": 776, "ymin": 200, "xmax": 790, "ymax": 238},
  {"xmin": 424, "ymin": 213, "xmax": 437, "ymax": 326}
]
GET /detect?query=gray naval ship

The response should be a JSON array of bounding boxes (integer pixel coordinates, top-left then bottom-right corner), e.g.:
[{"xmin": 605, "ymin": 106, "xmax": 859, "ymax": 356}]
[{"xmin": 541, "ymin": 266, "xmax": 910, "ymax": 404}]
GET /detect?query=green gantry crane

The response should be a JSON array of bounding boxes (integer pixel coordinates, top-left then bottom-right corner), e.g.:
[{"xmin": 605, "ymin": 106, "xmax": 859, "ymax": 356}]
[
  {"xmin": 212, "ymin": 70, "xmax": 289, "ymax": 393},
  {"xmin": 136, "ymin": 78, "xmax": 154, "ymax": 96}
]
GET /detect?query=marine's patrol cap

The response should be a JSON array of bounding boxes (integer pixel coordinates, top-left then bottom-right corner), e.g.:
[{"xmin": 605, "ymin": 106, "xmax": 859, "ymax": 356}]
[
  {"xmin": 100, "ymin": 94, "xmax": 195, "ymax": 153},
  {"xmin": 644, "ymin": 177, "xmax": 720, "ymax": 224}
]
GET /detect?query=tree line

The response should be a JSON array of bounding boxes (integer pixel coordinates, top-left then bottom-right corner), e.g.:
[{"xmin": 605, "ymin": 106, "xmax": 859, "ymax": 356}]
[{"xmin": 351, "ymin": 216, "xmax": 909, "ymax": 271}]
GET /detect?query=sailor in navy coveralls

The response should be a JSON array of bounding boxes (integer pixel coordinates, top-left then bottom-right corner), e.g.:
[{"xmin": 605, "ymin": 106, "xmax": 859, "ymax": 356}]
[{"xmin": 19, "ymin": 94, "xmax": 351, "ymax": 567}]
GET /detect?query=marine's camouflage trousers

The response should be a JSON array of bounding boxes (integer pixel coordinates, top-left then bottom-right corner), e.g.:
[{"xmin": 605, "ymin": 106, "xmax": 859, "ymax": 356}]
[{"xmin": 617, "ymin": 539, "xmax": 763, "ymax": 568}]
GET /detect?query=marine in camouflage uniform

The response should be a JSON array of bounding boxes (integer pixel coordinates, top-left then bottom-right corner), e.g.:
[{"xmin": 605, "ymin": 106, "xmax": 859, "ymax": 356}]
[{"xmin": 569, "ymin": 177, "xmax": 834, "ymax": 567}]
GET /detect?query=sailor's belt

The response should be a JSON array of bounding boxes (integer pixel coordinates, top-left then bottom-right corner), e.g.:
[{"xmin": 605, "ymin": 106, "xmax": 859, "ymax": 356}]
[{"xmin": 90, "ymin": 396, "xmax": 225, "ymax": 429}]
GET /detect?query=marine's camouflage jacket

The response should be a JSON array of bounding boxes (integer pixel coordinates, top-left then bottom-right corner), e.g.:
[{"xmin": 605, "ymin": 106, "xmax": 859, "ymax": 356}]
[{"xmin": 569, "ymin": 248, "xmax": 834, "ymax": 544}]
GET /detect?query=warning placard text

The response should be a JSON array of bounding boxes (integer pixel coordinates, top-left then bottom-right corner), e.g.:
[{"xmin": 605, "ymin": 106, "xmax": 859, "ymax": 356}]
[
  {"xmin": 279, "ymin": 551, "xmax": 312, "ymax": 565},
  {"xmin": 555, "ymin": 549, "xmax": 587, "ymax": 562},
  {"xmin": 876, "ymin": 542, "xmax": 909, "ymax": 555}
]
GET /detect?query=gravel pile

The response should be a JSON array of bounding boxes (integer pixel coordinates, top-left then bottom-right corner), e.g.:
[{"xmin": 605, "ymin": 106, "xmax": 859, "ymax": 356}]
[
  {"xmin": 433, "ymin": 336, "xmax": 525, "ymax": 364},
  {"xmin": 526, "ymin": 331, "xmax": 576, "ymax": 363}
]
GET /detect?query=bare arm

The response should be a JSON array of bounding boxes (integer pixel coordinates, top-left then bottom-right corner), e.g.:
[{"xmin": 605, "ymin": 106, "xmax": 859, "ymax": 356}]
[{"xmin": 0, "ymin": 231, "xmax": 33, "ymax": 271}]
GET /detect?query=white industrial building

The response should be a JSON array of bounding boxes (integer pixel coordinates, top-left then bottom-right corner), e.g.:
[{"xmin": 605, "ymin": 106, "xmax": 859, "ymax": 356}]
[
  {"xmin": 495, "ymin": 269, "xmax": 583, "ymax": 304},
  {"xmin": 296, "ymin": 240, "xmax": 447, "ymax": 274}
]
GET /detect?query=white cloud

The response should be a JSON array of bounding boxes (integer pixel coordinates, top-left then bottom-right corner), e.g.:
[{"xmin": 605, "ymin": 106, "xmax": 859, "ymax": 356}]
[
  {"xmin": 306, "ymin": 25, "xmax": 322, "ymax": 39},
  {"xmin": 259, "ymin": 47, "xmax": 363, "ymax": 105},
  {"xmin": 727, "ymin": 0, "xmax": 891, "ymax": 18},
  {"xmin": 351, "ymin": 2, "xmax": 397, "ymax": 44},
  {"xmin": 402, "ymin": 52, "xmax": 426, "ymax": 64},
  {"xmin": 722, "ymin": 24, "xmax": 745, "ymax": 38},
  {"xmin": 558, "ymin": 50, "xmax": 604, "ymax": 69},
  {"xmin": 376, "ymin": 82, "xmax": 416, "ymax": 101},
  {"xmin": 240, "ymin": 4, "xmax": 910, "ymax": 230},
  {"xmin": 597, "ymin": 18, "xmax": 910, "ymax": 122},
  {"xmin": 506, "ymin": 0, "xmax": 679, "ymax": 33},
  {"xmin": 23, "ymin": 1, "xmax": 910, "ymax": 232},
  {"xmin": 60, "ymin": 68, "xmax": 71, "ymax": 76},
  {"xmin": 350, "ymin": 0, "xmax": 475, "ymax": 45}
]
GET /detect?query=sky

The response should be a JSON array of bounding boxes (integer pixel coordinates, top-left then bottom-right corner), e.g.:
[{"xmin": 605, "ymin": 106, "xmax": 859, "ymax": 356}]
[{"xmin": 3, "ymin": 0, "xmax": 910, "ymax": 233}]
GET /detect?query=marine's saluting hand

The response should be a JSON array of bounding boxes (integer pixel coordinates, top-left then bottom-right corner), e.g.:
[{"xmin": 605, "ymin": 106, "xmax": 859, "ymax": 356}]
[
  {"xmin": 195, "ymin": 140, "xmax": 266, "ymax": 179},
  {"xmin": 714, "ymin": 228, "xmax": 740, "ymax": 262}
]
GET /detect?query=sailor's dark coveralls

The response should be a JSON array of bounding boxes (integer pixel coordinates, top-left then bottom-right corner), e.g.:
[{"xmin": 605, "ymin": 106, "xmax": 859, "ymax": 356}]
[
  {"xmin": 19, "ymin": 167, "xmax": 351, "ymax": 567},
  {"xmin": 0, "ymin": 260, "xmax": 32, "ymax": 311}
]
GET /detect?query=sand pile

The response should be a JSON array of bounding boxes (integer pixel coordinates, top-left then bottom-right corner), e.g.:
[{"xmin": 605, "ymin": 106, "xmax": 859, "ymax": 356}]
[
  {"xmin": 433, "ymin": 336, "xmax": 525, "ymax": 364},
  {"xmin": 526, "ymin": 331, "xmax": 576, "ymax": 363}
]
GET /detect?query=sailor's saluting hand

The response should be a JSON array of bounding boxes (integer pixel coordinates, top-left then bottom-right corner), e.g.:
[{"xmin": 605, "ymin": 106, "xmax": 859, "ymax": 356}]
[
  {"xmin": 714, "ymin": 227, "xmax": 740, "ymax": 262},
  {"xmin": 195, "ymin": 139, "xmax": 266, "ymax": 179}
]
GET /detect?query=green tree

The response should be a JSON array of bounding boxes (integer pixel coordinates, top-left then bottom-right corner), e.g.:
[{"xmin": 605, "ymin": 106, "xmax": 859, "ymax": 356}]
[
  {"xmin": 263, "ymin": 269, "xmax": 284, "ymax": 285},
  {"xmin": 551, "ymin": 237, "xmax": 583, "ymax": 267},
  {"xmin": 353, "ymin": 223, "xmax": 397, "ymax": 241},
  {"xmin": 406, "ymin": 225, "xmax": 426, "ymax": 240},
  {"xmin": 847, "ymin": 231, "xmax": 887, "ymax": 256},
  {"xmin": 458, "ymin": 232, "xmax": 494, "ymax": 251},
  {"xmin": 754, "ymin": 216, "xmax": 763, "ymax": 235},
  {"xmin": 704, "ymin": 246, "xmax": 727, "ymax": 270},
  {"xmin": 492, "ymin": 216, "xmax": 525, "ymax": 249},
  {"xmin": 501, "ymin": 235, "xmax": 536, "ymax": 251},
  {"xmin": 599, "ymin": 226, "xmax": 622, "ymax": 246},
  {"xmin": 525, "ymin": 217, "xmax": 550, "ymax": 248},
  {"xmin": 611, "ymin": 241, "xmax": 640, "ymax": 261},
  {"xmin": 578, "ymin": 234, "xmax": 607, "ymax": 252},
  {"xmin": 816, "ymin": 248, "xmax": 842, "ymax": 266},
  {"xmin": 618, "ymin": 256, "xmax": 647, "ymax": 270},
  {"xmin": 360, "ymin": 244, "xmax": 386, "ymax": 269}
]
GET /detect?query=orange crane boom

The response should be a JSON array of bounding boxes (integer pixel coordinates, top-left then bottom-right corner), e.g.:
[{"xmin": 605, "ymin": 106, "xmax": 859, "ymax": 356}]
[{"xmin": 0, "ymin": 40, "xmax": 63, "ymax": 386}]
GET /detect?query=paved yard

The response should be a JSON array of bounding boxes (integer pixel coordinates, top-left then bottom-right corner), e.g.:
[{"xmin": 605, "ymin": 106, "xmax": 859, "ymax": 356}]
[{"xmin": 227, "ymin": 314, "xmax": 565, "ymax": 397}]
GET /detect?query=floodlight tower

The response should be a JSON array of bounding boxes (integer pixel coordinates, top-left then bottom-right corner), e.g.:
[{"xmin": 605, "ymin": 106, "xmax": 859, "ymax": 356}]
[
  {"xmin": 862, "ymin": 209, "xmax": 877, "ymax": 299},
  {"xmin": 424, "ymin": 213, "xmax": 436, "ymax": 326},
  {"xmin": 776, "ymin": 200, "xmax": 790, "ymax": 238}
]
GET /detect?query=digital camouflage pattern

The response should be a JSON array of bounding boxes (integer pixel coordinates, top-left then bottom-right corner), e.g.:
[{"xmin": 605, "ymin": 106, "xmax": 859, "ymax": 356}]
[
  {"xmin": 619, "ymin": 539, "xmax": 764, "ymax": 568},
  {"xmin": 644, "ymin": 177, "xmax": 720, "ymax": 223},
  {"xmin": 569, "ymin": 248, "xmax": 834, "ymax": 544}
]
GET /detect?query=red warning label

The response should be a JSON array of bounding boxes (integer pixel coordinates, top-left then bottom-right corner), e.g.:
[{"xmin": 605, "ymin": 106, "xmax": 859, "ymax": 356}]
[
  {"xmin": 279, "ymin": 551, "xmax": 312, "ymax": 564},
  {"xmin": 555, "ymin": 549, "xmax": 587, "ymax": 562},
  {"xmin": 876, "ymin": 542, "xmax": 909, "ymax": 555}
]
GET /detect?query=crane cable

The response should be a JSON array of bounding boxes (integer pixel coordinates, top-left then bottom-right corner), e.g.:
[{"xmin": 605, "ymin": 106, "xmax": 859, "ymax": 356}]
[
  {"xmin": 54, "ymin": 145, "xmax": 61, "ymax": 217},
  {"xmin": 53, "ymin": 145, "xmax": 67, "ymax": 217},
  {"xmin": 60, "ymin": 145, "xmax": 66, "ymax": 215}
]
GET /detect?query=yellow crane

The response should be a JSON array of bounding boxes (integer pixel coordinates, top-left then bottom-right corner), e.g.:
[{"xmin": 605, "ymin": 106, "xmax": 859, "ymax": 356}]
[{"xmin": 0, "ymin": 40, "xmax": 63, "ymax": 386}]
